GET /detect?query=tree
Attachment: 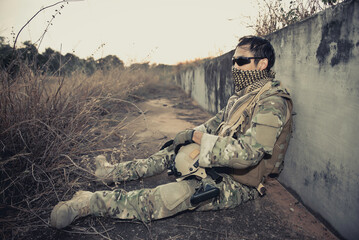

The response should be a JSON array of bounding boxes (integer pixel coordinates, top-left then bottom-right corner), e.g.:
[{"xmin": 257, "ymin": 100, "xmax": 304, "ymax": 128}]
[
  {"xmin": 96, "ymin": 55, "xmax": 124, "ymax": 72},
  {"xmin": 39, "ymin": 48, "xmax": 62, "ymax": 74},
  {"xmin": 84, "ymin": 57, "xmax": 97, "ymax": 76},
  {"xmin": 63, "ymin": 53, "xmax": 84, "ymax": 76},
  {"xmin": 129, "ymin": 62, "xmax": 150, "ymax": 71},
  {"xmin": 0, "ymin": 37, "xmax": 13, "ymax": 70}
]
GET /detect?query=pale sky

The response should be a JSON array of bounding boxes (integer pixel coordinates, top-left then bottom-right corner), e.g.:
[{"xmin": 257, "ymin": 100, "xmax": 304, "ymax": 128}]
[{"xmin": 0, "ymin": 0, "xmax": 259, "ymax": 65}]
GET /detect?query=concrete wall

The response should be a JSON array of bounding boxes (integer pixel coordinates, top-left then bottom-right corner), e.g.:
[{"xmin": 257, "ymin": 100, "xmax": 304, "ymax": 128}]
[
  {"xmin": 174, "ymin": 1, "xmax": 359, "ymax": 239},
  {"xmin": 176, "ymin": 54, "xmax": 234, "ymax": 114}
]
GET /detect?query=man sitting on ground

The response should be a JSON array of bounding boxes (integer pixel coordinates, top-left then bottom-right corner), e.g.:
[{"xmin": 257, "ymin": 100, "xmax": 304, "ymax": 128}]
[{"xmin": 50, "ymin": 35, "xmax": 293, "ymax": 229}]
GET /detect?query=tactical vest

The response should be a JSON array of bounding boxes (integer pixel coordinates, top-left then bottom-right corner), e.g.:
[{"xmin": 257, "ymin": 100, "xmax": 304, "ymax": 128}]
[{"xmin": 217, "ymin": 81, "xmax": 293, "ymax": 188}]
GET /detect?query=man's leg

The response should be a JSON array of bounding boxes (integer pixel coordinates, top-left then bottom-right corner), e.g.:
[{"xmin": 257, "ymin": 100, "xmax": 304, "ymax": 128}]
[
  {"xmin": 51, "ymin": 174, "xmax": 259, "ymax": 228},
  {"xmin": 90, "ymin": 179, "xmax": 199, "ymax": 222},
  {"xmin": 90, "ymin": 174, "xmax": 258, "ymax": 221},
  {"xmin": 51, "ymin": 179, "xmax": 199, "ymax": 228},
  {"xmin": 95, "ymin": 147, "xmax": 175, "ymax": 183}
]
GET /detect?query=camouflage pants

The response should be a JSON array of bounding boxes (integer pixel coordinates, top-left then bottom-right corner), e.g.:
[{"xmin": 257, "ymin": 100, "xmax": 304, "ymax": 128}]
[{"xmin": 89, "ymin": 147, "xmax": 258, "ymax": 222}]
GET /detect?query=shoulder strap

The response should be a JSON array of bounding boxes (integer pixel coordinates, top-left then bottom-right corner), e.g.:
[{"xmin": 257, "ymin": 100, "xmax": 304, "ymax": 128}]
[{"xmin": 218, "ymin": 81, "xmax": 272, "ymax": 137}]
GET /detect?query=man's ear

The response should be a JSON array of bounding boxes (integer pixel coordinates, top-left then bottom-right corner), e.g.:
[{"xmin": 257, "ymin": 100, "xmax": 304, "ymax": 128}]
[{"xmin": 258, "ymin": 58, "xmax": 268, "ymax": 70}]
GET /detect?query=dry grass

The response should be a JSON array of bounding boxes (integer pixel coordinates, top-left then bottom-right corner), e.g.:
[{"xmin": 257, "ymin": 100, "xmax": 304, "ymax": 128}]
[
  {"xmin": 252, "ymin": 0, "xmax": 344, "ymax": 36},
  {"xmin": 0, "ymin": 62, "xmax": 171, "ymax": 239}
]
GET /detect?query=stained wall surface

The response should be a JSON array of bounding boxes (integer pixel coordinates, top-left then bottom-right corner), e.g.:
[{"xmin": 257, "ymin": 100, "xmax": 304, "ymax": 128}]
[{"xmin": 174, "ymin": 1, "xmax": 359, "ymax": 239}]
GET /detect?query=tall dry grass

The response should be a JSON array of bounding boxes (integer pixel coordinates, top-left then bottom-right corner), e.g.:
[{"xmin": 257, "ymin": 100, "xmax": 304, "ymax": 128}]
[
  {"xmin": 0, "ymin": 62, "xmax": 171, "ymax": 238},
  {"xmin": 252, "ymin": 0, "xmax": 344, "ymax": 36}
]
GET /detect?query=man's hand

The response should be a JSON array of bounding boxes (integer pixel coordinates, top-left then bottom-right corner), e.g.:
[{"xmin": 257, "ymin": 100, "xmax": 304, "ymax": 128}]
[{"xmin": 173, "ymin": 129, "xmax": 194, "ymax": 153}]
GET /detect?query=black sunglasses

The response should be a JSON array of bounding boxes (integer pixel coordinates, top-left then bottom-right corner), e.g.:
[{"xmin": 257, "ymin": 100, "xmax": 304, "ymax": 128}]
[{"xmin": 232, "ymin": 56, "xmax": 265, "ymax": 66}]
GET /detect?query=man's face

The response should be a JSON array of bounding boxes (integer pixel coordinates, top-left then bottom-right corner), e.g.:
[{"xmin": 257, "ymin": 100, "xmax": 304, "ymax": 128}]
[{"xmin": 233, "ymin": 45, "xmax": 267, "ymax": 71}]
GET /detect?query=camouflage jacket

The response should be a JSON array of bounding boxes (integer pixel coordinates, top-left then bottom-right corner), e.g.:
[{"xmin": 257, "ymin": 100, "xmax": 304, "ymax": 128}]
[{"xmin": 194, "ymin": 80, "xmax": 291, "ymax": 171}]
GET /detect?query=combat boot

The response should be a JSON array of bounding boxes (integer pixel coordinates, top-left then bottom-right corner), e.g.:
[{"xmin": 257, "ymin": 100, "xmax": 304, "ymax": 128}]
[
  {"xmin": 50, "ymin": 191, "xmax": 93, "ymax": 229},
  {"xmin": 94, "ymin": 155, "xmax": 115, "ymax": 184}
]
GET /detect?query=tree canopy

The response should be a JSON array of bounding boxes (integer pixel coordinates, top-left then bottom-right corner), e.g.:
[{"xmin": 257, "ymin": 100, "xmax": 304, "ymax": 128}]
[{"xmin": 0, "ymin": 38, "xmax": 125, "ymax": 76}]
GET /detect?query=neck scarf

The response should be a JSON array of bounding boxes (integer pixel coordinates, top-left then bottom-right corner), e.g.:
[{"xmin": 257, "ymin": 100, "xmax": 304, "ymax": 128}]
[{"xmin": 232, "ymin": 67, "xmax": 276, "ymax": 94}]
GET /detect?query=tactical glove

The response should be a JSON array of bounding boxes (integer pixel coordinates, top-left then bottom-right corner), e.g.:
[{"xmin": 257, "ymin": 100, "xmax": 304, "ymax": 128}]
[
  {"xmin": 160, "ymin": 139, "xmax": 174, "ymax": 150},
  {"xmin": 173, "ymin": 129, "xmax": 195, "ymax": 154}
]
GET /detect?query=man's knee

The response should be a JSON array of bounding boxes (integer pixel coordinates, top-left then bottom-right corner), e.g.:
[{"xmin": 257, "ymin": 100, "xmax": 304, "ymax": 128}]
[
  {"xmin": 156, "ymin": 181, "xmax": 195, "ymax": 211},
  {"xmin": 139, "ymin": 180, "xmax": 197, "ymax": 221}
]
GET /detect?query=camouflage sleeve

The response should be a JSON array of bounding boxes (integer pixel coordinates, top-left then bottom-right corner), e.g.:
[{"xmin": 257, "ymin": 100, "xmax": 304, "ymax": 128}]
[
  {"xmin": 198, "ymin": 96, "xmax": 288, "ymax": 169},
  {"xmin": 193, "ymin": 108, "xmax": 225, "ymax": 134}
]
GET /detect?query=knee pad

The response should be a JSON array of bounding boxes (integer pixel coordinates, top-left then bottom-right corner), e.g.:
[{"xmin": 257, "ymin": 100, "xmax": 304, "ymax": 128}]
[{"xmin": 158, "ymin": 181, "xmax": 194, "ymax": 211}]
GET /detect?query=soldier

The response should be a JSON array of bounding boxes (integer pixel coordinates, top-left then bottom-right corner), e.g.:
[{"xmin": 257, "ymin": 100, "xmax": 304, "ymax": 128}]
[{"xmin": 50, "ymin": 35, "xmax": 293, "ymax": 229}]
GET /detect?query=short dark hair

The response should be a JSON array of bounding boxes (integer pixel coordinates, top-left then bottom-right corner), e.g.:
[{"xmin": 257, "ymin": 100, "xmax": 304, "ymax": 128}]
[{"xmin": 237, "ymin": 36, "xmax": 275, "ymax": 70}]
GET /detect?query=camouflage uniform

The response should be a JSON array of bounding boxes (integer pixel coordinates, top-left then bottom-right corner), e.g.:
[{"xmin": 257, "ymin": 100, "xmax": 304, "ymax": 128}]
[
  {"xmin": 196, "ymin": 81, "xmax": 289, "ymax": 169},
  {"xmin": 89, "ymin": 79, "xmax": 289, "ymax": 222}
]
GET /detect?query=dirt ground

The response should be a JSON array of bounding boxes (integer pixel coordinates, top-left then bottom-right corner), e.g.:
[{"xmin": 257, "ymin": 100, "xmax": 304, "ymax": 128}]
[{"xmin": 34, "ymin": 83, "xmax": 339, "ymax": 240}]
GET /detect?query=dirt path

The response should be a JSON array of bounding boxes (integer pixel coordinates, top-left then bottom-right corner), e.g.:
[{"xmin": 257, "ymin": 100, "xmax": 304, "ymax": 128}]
[
  {"xmin": 47, "ymin": 83, "xmax": 339, "ymax": 240},
  {"xmin": 125, "ymin": 97, "xmax": 199, "ymax": 150}
]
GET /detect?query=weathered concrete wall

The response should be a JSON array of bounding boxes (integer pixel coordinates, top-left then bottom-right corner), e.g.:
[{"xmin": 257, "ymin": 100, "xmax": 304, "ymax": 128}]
[
  {"xmin": 174, "ymin": 1, "xmax": 359, "ymax": 239},
  {"xmin": 176, "ymin": 54, "xmax": 234, "ymax": 114}
]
